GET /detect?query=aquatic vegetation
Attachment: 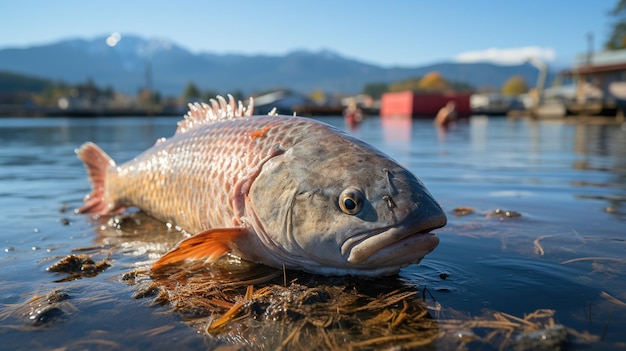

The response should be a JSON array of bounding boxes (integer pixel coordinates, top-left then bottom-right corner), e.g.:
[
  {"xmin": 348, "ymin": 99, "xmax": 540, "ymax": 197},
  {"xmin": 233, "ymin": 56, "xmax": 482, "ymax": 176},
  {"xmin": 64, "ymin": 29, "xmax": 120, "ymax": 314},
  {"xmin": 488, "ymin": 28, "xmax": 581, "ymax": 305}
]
[
  {"xmin": 46, "ymin": 254, "xmax": 111, "ymax": 281},
  {"xmin": 452, "ymin": 206, "xmax": 475, "ymax": 216},
  {"xmin": 117, "ymin": 254, "xmax": 594, "ymax": 350},
  {"xmin": 487, "ymin": 208, "xmax": 522, "ymax": 219},
  {"xmin": 0, "ymin": 289, "xmax": 77, "ymax": 330}
]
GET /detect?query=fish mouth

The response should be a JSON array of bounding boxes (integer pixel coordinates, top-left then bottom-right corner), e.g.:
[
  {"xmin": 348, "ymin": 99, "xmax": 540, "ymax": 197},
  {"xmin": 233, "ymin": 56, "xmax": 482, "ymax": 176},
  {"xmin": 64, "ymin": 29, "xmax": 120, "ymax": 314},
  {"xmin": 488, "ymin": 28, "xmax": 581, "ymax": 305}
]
[{"xmin": 341, "ymin": 217, "xmax": 444, "ymax": 265}]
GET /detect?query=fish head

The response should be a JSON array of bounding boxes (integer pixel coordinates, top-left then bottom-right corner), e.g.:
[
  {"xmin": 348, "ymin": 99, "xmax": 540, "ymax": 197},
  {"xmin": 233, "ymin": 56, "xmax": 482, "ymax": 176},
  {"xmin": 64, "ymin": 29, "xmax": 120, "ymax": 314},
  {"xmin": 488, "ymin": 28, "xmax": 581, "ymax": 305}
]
[{"xmin": 246, "ymin": 126, "xmax": 446, "ymax": 276}]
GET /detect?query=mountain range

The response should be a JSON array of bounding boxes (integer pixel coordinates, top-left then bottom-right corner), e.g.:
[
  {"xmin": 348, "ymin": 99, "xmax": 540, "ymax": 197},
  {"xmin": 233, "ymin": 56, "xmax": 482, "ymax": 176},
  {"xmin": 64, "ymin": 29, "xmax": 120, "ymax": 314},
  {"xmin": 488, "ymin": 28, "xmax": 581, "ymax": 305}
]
[{"xmin": 0, "ymin": 34, "xmax": 553, "ymax": 97}]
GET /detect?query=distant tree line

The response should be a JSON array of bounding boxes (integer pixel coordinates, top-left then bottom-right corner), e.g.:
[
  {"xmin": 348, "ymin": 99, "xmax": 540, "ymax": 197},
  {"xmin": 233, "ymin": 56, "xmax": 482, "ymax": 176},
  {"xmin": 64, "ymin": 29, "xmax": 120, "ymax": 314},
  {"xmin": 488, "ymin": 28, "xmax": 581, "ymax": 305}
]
[
  {"xmin": 2, "ymin": 69, "xmax": 531, "ymax": 110},
  {"xmin": 362, "ymin": 71, "xmax": 528, "ymax": 99},
  {"xmin": 362, "ymin": 72, "xmax": 474, "ymax": 99},
  {"xmin": 0, "ymin": 71, "xmax": 52, "ymax": 104},
  {"xmin": 0, "ymin": 71, "xmax": 117, "ymax": 106},
  {"xmin": 182, "ymin": 82, "xmax": 245, "ymax": 103},
  {"xmin": 0, "ymin": 71, "xmax": 52, "ymax": 93},
  {"xmin": 606, "ymin": 0, "xmax": 626, "ymax": 50}
]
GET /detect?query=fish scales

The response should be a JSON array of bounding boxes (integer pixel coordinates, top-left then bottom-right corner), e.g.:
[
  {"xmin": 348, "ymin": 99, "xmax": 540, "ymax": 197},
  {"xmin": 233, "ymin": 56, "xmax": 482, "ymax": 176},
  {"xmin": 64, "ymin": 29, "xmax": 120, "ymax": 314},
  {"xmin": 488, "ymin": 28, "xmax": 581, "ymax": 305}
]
[
  {"xmin": 107, "ymin": 116, "xmax": 311, "ymax": 234},
  {"xmin": 77, "ymin": 96, "xmax": 447, "ymax": 276}
]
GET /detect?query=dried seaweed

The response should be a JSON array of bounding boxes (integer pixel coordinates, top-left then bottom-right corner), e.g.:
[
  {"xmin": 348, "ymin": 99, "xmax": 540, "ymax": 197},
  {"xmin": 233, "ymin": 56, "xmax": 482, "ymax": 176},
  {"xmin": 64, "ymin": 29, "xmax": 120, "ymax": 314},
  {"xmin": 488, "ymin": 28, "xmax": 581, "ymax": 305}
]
[
  {"xmin": 46, "ymin": 253, "xmax": 111, "ymax": 282},
  {"xmin": 0, "ymin": 288, "xmax": 78, "ymax": 331},
  {"xmin": 139, "ymin": 257, "xmax": 593, "ymax": 350},
  {"xmin": 146, "ymin": 259, "xmax": 439, "ymax": 350}
]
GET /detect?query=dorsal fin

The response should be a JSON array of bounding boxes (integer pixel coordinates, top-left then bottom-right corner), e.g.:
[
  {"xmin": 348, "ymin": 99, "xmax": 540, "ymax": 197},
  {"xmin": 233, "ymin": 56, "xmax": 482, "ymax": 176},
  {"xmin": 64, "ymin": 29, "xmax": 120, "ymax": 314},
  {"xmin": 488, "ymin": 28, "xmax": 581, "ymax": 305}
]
[{"xmin": 176, "ymin": 94, "xmax": 255, "ymax": 134}]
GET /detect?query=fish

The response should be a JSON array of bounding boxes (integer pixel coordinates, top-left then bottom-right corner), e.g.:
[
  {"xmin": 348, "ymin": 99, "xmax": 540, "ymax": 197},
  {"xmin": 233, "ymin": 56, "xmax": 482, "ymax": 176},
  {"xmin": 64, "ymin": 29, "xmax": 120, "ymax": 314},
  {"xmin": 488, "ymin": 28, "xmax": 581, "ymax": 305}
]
[{"xmin": 76, "ymin": 95, "xmax": 446, "ymax": 277}]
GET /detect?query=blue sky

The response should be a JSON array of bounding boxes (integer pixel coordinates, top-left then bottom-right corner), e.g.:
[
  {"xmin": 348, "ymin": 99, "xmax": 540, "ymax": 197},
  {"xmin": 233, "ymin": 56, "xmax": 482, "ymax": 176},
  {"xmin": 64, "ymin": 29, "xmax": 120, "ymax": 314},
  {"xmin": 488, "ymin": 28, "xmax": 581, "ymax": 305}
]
[{"xmin": 0, "ymin": 1, "xmax": 616, "ymax": 68}]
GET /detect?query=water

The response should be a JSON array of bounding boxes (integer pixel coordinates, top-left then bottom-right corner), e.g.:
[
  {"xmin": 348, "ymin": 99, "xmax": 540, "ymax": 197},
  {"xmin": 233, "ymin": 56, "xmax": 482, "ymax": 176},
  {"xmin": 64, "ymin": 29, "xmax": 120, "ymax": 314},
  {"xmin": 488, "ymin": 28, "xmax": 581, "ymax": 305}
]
[{"xmin": 1, "ymin": 115, "xmax": 625, "ymax": 350}]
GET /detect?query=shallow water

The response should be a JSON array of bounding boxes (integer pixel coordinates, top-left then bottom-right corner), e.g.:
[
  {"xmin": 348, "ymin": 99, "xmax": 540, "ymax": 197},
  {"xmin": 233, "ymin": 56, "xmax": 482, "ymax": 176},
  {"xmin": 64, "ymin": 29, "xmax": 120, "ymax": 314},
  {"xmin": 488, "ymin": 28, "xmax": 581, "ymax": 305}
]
[{"xmin": 1, "ymin": 115, "xmax": 625, "ymax": 350}]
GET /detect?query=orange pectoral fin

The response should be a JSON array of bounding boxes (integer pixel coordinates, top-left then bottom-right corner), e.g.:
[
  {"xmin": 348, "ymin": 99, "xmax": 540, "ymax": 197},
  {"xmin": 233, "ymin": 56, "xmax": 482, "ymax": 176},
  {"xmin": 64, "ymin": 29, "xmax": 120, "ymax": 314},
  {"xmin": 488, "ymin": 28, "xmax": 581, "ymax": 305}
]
[{"xmin": 151, "ymin": 227, "xmax": 246, "ymax": 271}]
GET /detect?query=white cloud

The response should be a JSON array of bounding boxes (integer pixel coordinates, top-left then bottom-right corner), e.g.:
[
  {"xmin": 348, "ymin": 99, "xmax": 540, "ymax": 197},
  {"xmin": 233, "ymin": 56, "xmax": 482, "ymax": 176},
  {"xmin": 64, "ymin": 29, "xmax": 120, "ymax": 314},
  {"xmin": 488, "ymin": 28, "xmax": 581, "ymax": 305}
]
[{"xmin": 455, "ymin": 46, "xmax": 556, "ymax": 65}]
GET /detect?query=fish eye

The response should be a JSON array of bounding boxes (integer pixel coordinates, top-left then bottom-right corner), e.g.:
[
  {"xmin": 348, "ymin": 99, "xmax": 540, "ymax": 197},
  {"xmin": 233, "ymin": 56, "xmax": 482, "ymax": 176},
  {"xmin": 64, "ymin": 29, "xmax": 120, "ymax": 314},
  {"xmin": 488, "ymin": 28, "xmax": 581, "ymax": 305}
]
[{"xmin": 339, "ymin": 187, "xmax": 364, "ymax": 215}]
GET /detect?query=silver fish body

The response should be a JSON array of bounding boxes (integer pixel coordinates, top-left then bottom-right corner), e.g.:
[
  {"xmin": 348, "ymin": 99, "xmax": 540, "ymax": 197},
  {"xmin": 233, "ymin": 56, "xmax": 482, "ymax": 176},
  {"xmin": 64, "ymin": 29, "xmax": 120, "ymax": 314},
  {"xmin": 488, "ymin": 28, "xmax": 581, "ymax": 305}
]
[{"xmin": 77, "ymin": 97, "xmax": 446, "ymax": 276}]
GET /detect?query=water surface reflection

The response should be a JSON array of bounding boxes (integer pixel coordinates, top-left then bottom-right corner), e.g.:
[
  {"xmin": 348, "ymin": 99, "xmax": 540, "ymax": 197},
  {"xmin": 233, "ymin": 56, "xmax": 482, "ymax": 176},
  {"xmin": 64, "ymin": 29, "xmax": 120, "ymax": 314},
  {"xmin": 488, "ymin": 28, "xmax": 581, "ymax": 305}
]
[{"xmin": 0, "ymin": 116, "xmax": 625, "ymax": 349}]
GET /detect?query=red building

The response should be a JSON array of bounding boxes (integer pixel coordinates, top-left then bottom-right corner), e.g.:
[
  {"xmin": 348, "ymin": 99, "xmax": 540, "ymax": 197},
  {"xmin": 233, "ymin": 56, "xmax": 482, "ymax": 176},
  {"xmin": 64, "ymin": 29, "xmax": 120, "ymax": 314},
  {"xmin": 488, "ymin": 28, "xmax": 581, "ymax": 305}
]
[{"xmin": 380, "ymin": 91, "xmax": 471, "ymax": 118}]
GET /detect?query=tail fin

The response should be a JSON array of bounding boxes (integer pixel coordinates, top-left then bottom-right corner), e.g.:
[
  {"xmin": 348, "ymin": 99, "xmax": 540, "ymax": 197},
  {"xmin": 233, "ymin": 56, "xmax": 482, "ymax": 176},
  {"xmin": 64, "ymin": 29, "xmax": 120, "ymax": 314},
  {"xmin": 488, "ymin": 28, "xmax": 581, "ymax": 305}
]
[{"xmin": 75, "ymin": 142, "xmax": 116, "ymax": 215}]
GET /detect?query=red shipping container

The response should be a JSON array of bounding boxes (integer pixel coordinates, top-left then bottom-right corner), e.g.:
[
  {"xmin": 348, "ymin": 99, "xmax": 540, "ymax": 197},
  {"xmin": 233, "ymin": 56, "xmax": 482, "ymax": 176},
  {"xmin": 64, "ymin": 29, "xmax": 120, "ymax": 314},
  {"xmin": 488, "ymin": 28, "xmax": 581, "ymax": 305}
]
[{"xmin": 380, "ymin": 91, "xmax": 471, "ymax": 118}]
